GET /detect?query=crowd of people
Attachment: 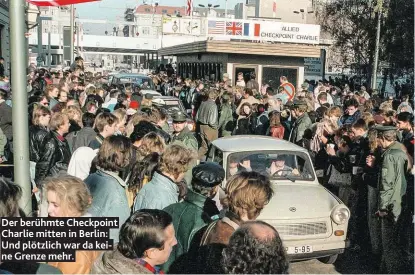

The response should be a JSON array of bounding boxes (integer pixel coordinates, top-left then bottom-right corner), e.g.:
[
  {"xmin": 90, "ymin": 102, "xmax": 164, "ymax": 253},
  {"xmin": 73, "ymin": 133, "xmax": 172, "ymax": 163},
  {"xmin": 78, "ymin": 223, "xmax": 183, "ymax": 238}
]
[{"xmin": 0, "ymin": 57, "xmax": 414, "ymax": 274}]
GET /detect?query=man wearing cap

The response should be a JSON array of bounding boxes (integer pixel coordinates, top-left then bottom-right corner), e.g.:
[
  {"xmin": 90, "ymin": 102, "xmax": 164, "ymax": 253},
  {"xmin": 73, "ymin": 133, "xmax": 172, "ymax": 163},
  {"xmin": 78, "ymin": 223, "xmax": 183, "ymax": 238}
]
[
  {"xmin": 162, "ymin": 162, "xmax": 225, "ymax": 272},
  {"xmin": 171, "ymin": 112, "xmax": 198, "ymax": 152},
  {"xmin": 366, "ymin": 125, "xmax": 408, "ymax": 273},
  {"xmin": 289, "ymin": 100, "xmax": 312, "ymax": 146}
]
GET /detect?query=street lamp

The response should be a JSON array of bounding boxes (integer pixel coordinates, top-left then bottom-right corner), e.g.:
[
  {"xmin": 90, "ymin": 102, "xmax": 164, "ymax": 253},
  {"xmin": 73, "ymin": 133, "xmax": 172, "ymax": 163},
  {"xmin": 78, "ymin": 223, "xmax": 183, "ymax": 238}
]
[
  {"xmin": 293, "ymin": 9, "xmax": 314, "ymax": 20},
  {"xmin": 198, "ymin": 3, "xmax": 220, "ymax": 17}
]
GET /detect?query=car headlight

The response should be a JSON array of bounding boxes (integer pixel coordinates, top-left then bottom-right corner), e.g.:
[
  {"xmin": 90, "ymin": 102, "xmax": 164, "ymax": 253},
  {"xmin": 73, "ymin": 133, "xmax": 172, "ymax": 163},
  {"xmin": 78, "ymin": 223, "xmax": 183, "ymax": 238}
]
[{"xmin": 331, "ymin": 205, "xmax": 350, "ymax": 225}]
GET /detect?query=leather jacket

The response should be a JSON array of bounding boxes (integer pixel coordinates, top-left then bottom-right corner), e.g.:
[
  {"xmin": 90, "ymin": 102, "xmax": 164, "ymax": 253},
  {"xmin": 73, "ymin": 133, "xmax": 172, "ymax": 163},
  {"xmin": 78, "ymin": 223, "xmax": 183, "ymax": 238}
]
[
  {"xmin": 35, "ymin": 131, "xmax": 71, "ymax": 187},
  {"xmin": 196, "ymin": 99, "xmax": 218, "ymax": 129},
  {"xmin": 29, "ymin": 125, "xmax": 50, "ymax": 163}
]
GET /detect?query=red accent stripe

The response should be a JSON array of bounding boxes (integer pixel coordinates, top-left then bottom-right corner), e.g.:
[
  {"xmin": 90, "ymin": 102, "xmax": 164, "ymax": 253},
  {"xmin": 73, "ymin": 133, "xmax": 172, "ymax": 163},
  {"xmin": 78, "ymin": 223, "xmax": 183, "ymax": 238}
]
[{"xmin": 254, "ymin": 24, "xmax": 260, "ymax": 37}]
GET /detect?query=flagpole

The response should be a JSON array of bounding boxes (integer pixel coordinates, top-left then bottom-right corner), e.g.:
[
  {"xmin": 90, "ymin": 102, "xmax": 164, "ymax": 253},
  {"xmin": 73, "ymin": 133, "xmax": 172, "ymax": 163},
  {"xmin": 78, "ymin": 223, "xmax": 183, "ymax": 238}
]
[
  {"xmin": 190, "ymin": 0, "xmax": 193, "ymax": 35},
  {"xmin": 70, "ymin": 4, "xmax": 74, "ymax": 63}
]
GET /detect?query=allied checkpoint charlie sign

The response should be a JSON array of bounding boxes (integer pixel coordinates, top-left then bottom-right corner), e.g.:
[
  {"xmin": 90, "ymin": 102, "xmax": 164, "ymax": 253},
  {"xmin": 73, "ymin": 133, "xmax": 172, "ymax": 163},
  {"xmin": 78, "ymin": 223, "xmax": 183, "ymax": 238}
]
[{"xmin": 206, "ymin": 19, "xmax": 320, "ymax": 44}]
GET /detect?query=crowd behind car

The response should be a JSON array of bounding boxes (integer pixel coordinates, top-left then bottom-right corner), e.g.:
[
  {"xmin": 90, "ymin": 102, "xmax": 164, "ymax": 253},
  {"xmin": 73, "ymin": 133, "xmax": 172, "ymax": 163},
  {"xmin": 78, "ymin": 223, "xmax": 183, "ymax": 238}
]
[{"xmin": 0, "ymin": 56, "xmax": 413, "ymax": 274}]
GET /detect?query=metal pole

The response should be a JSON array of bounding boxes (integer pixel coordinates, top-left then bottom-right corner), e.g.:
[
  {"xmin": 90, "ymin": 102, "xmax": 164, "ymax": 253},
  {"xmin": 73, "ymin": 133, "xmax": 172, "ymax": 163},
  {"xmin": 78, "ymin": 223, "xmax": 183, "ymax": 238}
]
[
  {"xmin": 77, "ymin": 24, "xmax": 80, "ymax": 55},
  {"xmin": 225, "ymin": 0, "xmax": 227, "ymax": 18},
  {"xmin": 37, "ymin": 17, "xmax": 42, "ymax": 67},
  {"xmin": 47, "ymin": 32, "xmax": 51, "ymax": 69},
  {"xmin": 10, "ymin": 0, "xmax": 32, "ymax": 215},
  {"xmin": 371, "ymin": 0, "xmax": 382, "ymax": 90},
  {"xmin": 70, "ymin": 5, "xmax": 75, "ymax": 64}
]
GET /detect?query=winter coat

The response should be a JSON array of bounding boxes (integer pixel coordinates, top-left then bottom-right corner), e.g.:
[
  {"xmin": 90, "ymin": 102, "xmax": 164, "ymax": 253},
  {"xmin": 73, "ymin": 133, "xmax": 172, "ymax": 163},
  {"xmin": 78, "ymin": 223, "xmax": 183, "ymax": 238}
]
[
  {"xmin": 218, "ymin": 104, "xmax": 234, "ymax": 137},
  {"xmin": 0, "ymin": 127, "xmax": 6, "ymax": 156},
  {"xmin": 269, "ymin": 125, "xmax": 285, "ymax": 139},
  {"xmin": 84, "ymin": 169, "xmax": 130, "ymax": 242},
  {"xmin": 29, "ymin": 125, "xmax": 50, "ymax": 163},
  {"xmin": 88, "ymin": 134, "xmax": 104, "ymax": 150},
  {"xmin": 233, "ymin": 115, "xmax": 255, "ymax": 135},
  {"xmin": 65, "ymin": 127, "xmax": 97, "ymax": 153},
  {"xmin": 378, "ymin": 142, "xmax": 408, "ymax": 220},
  {"xmin": 133, "ymin": 172, "xmax": 180, "ymax": 211},
  {"xmin": 48, "ymin": 250, "xmax": 101, "ymax": 274},
  {"xmin": 0, "ymin": 101, "xmax": 12, "ymax": 140},
  {"xmin": 35, "ymin": 131, "xmax": 71, "ymax": 187},
  {"xmin": 91, "ymin": 247, "xmax": 152, "ymax": 274},
  {"xmin": 289, "ymin": 112, "xmax": 312, "ymax": 145},
  {"xmin": 171, "ymin": 128, "xmax": 198, "ymax": 152},
  {"xmin": 162, "ymin": 190, "xmax": 219, "ymax": 272},
  {"xmin": 196, "ymin": 99, "xmax": 218, "ymax": 129},
  {"xmin": 254, "ymin": 111, "xmax": 269, "ymax": 135},
  {"xmin": 340, "ymin": 110, "xmax": 361, "ymax": 125}
]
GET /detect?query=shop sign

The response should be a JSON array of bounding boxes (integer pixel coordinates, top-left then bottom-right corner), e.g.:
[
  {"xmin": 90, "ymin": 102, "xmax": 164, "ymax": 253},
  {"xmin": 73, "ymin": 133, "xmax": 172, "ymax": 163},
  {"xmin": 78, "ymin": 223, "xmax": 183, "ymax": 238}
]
[
  {"xmin": 304, "ymin": 57, "xmax": 323, "ymax": 76},
  {"xmin": 206, "ymin": 19, "xmax": 320, "ymax": 45}
]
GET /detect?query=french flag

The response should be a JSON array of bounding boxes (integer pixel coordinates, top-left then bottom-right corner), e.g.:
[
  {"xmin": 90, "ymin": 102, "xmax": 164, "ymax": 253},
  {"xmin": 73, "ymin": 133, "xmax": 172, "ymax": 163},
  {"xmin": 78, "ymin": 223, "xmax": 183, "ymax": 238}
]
[{"xmin": 243, "ymin": 23, "xmax": 261, "ymax": 37}]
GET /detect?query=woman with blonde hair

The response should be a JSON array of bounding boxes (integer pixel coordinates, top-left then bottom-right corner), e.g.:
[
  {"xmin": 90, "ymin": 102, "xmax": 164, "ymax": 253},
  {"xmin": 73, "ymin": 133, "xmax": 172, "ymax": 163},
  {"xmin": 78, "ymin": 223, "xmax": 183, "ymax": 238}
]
[
  {"xmin": 64, "ymin": 105, "xmax": 83, "ymax": 134},
  {"xmin": 45, "ymin": 175, "xmax": 101, "ymax": 274},
  {"xmin": 112, "ymin": 108, "xmax": 127, "ymax": 136}
]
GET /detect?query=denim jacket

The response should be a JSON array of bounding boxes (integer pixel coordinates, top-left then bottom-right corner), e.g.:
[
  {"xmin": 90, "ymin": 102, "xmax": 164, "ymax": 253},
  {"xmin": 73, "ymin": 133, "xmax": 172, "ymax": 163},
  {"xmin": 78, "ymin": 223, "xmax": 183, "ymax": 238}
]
[
  {"xmin": 84, "ymin": 169, "xmax": 130, "ymax": 242},
  {"xmin": 133, "ymin": 172, "xmax": 179, "ymax": 211}
]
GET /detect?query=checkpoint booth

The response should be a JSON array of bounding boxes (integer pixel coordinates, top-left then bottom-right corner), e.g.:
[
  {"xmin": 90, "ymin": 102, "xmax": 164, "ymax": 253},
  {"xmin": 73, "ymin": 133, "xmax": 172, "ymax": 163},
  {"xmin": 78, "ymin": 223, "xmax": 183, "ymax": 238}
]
[{"xmin": 159, "ymin": 40, "xmax": 321, "ymax": 92}]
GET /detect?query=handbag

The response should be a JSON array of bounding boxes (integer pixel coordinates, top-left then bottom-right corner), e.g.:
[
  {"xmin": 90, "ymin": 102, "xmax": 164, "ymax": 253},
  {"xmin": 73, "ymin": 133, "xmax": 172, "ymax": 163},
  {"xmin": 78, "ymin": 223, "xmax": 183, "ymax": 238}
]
[{"xmin": 327, "ymin": 164, "xmax": 352, "ymax": 187}]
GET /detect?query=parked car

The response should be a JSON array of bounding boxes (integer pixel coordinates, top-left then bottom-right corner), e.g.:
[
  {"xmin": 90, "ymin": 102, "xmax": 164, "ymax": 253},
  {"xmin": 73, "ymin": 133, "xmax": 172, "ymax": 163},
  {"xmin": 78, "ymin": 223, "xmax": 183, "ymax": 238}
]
[
  {"xmin": 207, "ymin": 136, "xmax": 350, "ymax": 264},
  {"xmin": 152, "ymin": 96, "xmax": 194, "ymax": 132},
  {"xmin": 110, "ymin": 73, "xmax": 155, "ymax": 90}
]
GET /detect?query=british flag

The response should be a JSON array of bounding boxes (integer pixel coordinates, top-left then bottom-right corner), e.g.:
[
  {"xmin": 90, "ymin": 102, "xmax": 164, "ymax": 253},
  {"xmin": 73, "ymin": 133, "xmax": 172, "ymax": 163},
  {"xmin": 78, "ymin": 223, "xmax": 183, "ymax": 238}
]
[{"xmin": 226, "ymin": 22, "xmax": 243, "ymax": 36}]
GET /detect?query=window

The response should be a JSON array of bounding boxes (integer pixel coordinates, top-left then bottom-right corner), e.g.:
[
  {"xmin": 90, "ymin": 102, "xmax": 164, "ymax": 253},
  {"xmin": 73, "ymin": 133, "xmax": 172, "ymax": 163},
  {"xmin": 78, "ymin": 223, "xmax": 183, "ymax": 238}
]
[
  {"xmin": 227, "ymin": 151, "xmax": 314, "ymax": 181},
  {"xmin": 142, "ymin": 27, "xmax": 150, "ymax": 35},
  {"xmin": 162, "ymin": 9, "xmax": 167, "ymax": 14},
  {"xmin": 262, "ymin": 67, "xmax": 298, "ymax": 91},
  {"xmin": 145, "ymin": 8, "xmax": 151, "ymax": 12}
]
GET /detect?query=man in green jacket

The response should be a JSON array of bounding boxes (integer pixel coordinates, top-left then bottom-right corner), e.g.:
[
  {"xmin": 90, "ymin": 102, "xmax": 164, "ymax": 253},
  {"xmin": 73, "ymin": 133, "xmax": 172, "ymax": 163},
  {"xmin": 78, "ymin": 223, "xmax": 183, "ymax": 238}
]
[
  {"xmin": 366, "ymin": 125, "xmax": 408, "ymax": 273},
  {"xmin": 289, "ymin": 100, "xmax": 312, "ymax": 146},
  {"xmin": 162, "ymin": 162, "xmax": 225, "ymax": 272},
  {"xmin": 171, "ymin": 112, "xmax": 198, "ymax": 152},
  {"xmin": 218, "ymin": 94, "xmax": 234, "ymax": 137}
]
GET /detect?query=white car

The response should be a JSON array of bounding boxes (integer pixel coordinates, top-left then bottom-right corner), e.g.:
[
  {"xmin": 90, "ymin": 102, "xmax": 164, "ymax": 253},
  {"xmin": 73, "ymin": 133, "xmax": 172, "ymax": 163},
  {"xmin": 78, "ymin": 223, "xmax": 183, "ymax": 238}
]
[{"xmin": 207, "ymin": 135, "xmax": 350, "ymax": 264}]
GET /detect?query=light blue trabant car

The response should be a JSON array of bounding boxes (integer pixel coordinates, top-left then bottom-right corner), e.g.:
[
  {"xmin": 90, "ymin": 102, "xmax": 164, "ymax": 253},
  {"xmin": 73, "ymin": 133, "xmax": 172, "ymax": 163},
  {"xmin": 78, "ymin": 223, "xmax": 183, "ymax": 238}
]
[{"xmin": 207, "ymin": 135, "xmax": 350, "ymax": 264}]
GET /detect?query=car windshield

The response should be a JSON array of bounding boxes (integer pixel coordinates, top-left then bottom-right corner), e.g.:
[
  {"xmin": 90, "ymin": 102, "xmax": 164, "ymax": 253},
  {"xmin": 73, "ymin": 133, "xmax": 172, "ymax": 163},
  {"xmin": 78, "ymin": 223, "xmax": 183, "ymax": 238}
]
[
  {"xmin": 227, "ymin": 151, "xmax": 315, "ymax": 181},
  {"xmin": 117, "ymin": 76, "xmax": 154, "ymax": 89}
]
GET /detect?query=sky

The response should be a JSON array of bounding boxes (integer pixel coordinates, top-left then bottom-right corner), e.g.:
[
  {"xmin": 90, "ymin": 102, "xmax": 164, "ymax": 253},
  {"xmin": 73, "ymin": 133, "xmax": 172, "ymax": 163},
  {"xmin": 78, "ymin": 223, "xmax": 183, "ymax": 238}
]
[{"xmin": 77, "ymin": 0, "xmax": 242, "ymax": 20}]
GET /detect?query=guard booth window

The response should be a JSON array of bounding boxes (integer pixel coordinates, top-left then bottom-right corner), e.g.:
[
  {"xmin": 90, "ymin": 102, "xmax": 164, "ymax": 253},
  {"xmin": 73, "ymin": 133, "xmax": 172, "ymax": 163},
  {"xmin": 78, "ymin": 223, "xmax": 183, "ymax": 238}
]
[{"xmin": 262, "ymin": 67, "xmax": 297, "ymax": 91}]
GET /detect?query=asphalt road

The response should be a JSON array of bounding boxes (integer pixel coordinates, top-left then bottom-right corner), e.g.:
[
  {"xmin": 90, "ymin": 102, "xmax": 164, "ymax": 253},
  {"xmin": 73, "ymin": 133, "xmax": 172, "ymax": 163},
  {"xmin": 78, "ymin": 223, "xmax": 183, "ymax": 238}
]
[{"xmin": 289, "ymin": 249, "xmax": 375, "ymax": 274}]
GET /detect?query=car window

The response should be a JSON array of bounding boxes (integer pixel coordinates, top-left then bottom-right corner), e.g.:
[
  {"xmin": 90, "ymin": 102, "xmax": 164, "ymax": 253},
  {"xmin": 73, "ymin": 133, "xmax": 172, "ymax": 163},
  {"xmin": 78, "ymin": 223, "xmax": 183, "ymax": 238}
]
[
  {"xmin": 154, "ymin": 99, "xmax": 187, "ymax": 118},
  {"xmin": 117, "ymin": 76, "xmax": 154, "ymax": 89},
  {"xmin": 227, "ymin": 151, "xmax": 314, "ymax": 181}
]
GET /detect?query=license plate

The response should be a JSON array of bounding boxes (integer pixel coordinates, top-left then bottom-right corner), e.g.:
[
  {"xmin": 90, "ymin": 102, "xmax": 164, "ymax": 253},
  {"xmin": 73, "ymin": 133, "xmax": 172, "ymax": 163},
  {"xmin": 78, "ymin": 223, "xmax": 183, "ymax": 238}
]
[{"xmin": 286, "ymin": 245, "xmax": 313, "ymax": 254}]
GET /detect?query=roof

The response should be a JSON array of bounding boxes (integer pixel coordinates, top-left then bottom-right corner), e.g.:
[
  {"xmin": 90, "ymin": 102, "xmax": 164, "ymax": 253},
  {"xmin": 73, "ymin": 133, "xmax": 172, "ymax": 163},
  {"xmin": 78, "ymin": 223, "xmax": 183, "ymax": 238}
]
[
  {"xmin": 212, "ymin": 136, "xmax": 308, "ymax": 153},
  {"xmin": 159, "ymin": 40, "xmax": 321, "ymax": 58}
]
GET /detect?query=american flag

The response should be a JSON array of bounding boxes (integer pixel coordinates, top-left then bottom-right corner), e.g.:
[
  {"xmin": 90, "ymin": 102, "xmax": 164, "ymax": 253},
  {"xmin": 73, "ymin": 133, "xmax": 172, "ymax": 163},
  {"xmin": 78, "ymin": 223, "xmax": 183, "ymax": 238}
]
[
  {"xmin": 208, "ymin": 20, "xmax": 225, "ymax": 35},
  {"xmin": 226, "ymin": 22, "xmax": 243, "ymax": 36}
]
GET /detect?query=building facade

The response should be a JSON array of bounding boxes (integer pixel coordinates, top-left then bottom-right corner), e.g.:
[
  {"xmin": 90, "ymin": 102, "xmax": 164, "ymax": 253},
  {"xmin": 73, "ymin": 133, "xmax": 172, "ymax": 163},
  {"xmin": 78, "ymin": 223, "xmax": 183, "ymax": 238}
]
[
  {"xmin": 255, "ymin": 0, "xmax": 314, "ymax": 23},
  {"xmin": 0, "ymin": 0, "xmax": 9, "ymax": 76}
]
